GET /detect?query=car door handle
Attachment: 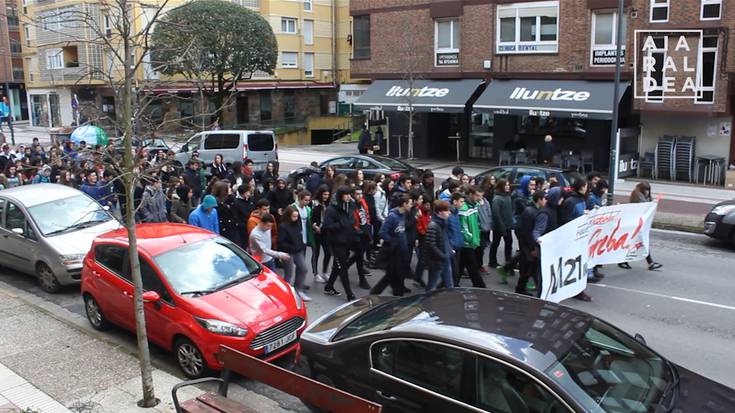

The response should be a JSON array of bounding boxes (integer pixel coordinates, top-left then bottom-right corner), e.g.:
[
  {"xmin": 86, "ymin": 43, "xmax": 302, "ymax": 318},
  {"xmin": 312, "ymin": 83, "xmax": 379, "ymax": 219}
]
[
  {"xmin": 123, "ymin": 291, "xmax": 133, "ymax": 299},
  {"xmin": 376, "ymin": 390, "xmax": 398, "ymax": 401},
  {"xmin": 92, "ymin": 270, "xmax": 101, "ymax": 278}
]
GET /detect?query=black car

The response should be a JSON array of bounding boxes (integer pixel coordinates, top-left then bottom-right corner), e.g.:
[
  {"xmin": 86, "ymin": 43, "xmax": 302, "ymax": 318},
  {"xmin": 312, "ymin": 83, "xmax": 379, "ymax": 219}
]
[
  {"xmin": 297, "ymin": 289, "xmax": 735, "ymax": 413},
  {"xmin": 288, "ymin": 154, "xmax": 422, "ymax": 187},
  {"xmin": 475, "ymin": 165, "xmax": 582, "ymax": 188},
  {"xmin": 704, "ymin": 199, "xmax": 735, "ymax": 247}
]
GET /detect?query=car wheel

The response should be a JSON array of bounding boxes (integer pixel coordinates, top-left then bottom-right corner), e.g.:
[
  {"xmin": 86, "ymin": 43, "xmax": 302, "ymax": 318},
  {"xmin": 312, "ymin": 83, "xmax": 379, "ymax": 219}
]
[
  {"xmin": 84, "ymin": 294, "xmax": 109, "ymax": 331},
  {"xmin": 174, "ymin": 337, "xmax": 208, "ymax": 379},
  {"xmin": 37, "ymin": 262, "xmax": 61, "ymax": 293}
]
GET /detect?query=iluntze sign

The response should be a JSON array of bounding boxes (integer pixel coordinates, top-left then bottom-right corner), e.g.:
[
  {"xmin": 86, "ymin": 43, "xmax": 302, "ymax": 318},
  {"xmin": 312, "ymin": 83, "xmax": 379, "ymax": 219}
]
[{"xmin": 539, "ymin": 202, "xmax": 657, "ymax": 303}]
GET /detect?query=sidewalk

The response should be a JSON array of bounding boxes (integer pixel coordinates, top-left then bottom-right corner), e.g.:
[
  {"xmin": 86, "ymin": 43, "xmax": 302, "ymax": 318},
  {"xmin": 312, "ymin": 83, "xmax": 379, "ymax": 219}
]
[{"xmin": 0, "ymin": 363, "xmax": 71, "ymax": 413}]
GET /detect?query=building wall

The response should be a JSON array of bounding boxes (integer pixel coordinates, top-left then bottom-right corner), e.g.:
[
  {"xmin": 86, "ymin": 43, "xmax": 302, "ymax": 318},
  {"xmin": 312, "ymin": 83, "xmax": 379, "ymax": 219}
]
[{"xmin": 640, "ymin": 114, "xmax": 731, "ymax": 165}]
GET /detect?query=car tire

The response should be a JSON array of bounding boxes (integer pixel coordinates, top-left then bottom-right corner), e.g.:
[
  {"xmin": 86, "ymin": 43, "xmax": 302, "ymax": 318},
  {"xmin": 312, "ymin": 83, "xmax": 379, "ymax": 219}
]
[
  {"xmin": 174, "ymin": 337, "xmax": 208, "ymax": 379},
  {"xmin": 84, "ymin": 294, "xmax": 109, "ymax": 331},
  {"xmin": 36, "ymin": 262, "xmax": 61, "ymax": 293}
]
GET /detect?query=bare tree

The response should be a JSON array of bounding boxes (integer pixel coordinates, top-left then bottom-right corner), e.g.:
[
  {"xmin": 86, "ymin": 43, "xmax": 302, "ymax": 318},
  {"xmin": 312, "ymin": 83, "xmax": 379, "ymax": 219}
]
[{"xmin": 399, "ymin": 24, "xmax": 423, "ymax": 160}]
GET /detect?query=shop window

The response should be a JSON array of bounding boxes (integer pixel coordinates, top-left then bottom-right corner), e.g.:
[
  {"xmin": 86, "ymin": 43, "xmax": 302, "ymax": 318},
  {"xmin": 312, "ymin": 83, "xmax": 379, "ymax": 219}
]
[
  {"xmin": 24, "ymin": 24, "xmax": 31, "ymax": 47},
  {"xmin": 353, "ymin": 15, "xmax": 371, "ymax": 59},
  {"xmin": 435, "ymin": 19, "xmax": 460, "ymax": 67},
  {"xmin": 701, "ymin": 0, "xmax": 721, "ymax": 20},
  {"xmin": 470, "ymin": 112, "xmax": 494, "ymax": 160},
  {"xmin": 590, "ymin": 11, "xmax": 626, "ymax": 66},
  {"xmin": 260, "ymin": 92, "xmax": 272, "ymax": 121},
  {"xmin": 644, "ymin": 36, "xmax": 666, "ymax": 103},
  {"xmin": 281, "ymin": 17, "xmax": 297, "ymax": 34},
  {"xmin": 45, "ymin": 48, "xmax": 63, "ymax": 69},
  {"xmin": 650, "ymin": 0, "xmax": 669, "ymax": 23},
  {"xmin": 281, "ymin": 52, "xmax": 297, "ymax": 68},
  {"xmin": 303, "ymin": 52, "xmax": 314, "ymax": 77},
  {"xmin": 303, "ymin": 19, "xmax": 314, "ymax": 45},
  {"xmin": 497, "ymin": 1, "xmax": 558, "ymax": 54},
  {"xmin": 284, "ymin": 91, "xmax": 295, "ymax": 120},
  {"xmin": 696, "ymin": 36, "xmax": 718, "ymax": 104}
]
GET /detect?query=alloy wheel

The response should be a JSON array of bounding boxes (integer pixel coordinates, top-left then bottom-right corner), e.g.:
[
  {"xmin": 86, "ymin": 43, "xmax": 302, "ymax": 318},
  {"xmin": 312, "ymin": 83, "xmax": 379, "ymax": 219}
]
[
  {"xmin": 37, "ymin": 263, "xmax": 60, "ymax": 293},
  {"xmin": 176, "ymin": 341, "xmax": 205, "ymax": 378},
  {"xmin": 84, "ymin": 296, "xmax": 105, "ymax": 330}
]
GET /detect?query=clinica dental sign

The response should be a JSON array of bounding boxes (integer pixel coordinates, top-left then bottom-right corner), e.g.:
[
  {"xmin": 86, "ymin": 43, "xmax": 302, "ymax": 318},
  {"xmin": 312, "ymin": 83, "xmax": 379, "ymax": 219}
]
[{"xmin": 634, "ymin": 30, "xmax": 705, "ymax": 99}]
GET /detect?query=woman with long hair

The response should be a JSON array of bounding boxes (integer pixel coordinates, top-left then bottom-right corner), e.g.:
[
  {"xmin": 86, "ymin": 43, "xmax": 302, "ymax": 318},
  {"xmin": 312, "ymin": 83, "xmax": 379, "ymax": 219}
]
[
  {"xmin": 331, "ymin": 174, "xmax": 349, "ymax": 197},
  {"xmin": 310, "ymin": 185, "xmax": 332, "ymax": 283},
  {"xmin": 278, "ymin": 205, "xmax": 312, "ymax": 301},
  {"xmin": 170, "ymin": 184, "xmax": 193, "ymax": 224},
  {"xmin": 212, "ymin": 180, "xmax": 240, "ymax": 245},
  {"xmin": 480, "ymin": 174, "xmax": 497, "ymax": 204},
  {"xmin": 262, "ymin": 161, "xmax": 278, "ymax": 183},
  {"xmin": 323, "ymin": 166, "xmax": 336, "ymax": 189},
  {"xmin": 351, "ymin": 169, "xmax": 365, "ymax": 189},
  {"xmin": 619, "ymin": 182, "xmax": 662, "ymax": 271},
  {"xmin": 210, "ymin": 154, "xmax": 228, "ymax": 180},
  {"xmin": 489, "ymin": 179, "xmax": 514, "ymax": 281}
]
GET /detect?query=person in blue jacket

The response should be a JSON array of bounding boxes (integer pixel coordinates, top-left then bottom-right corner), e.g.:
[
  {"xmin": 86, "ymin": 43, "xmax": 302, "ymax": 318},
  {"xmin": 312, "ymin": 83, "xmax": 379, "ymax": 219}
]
[
  {"xmin": 447, "ymin": 192, "xmax": 466, "ymax": 287},
  {"xmin": 188, "ymin": 195, "xmax": 220, "ymax": 234}
]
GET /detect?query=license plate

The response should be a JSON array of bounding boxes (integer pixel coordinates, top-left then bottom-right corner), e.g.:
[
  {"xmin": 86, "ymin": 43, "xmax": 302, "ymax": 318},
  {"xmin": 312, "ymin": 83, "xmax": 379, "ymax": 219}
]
[{"xmin": 264, "ymin": 330, "xmax": 297, "ymax": 354}]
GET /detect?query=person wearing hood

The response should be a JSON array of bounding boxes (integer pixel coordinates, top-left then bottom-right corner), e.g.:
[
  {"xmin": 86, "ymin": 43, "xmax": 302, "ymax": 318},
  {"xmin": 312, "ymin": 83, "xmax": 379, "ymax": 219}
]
[
  {"xmin": 322, "ymin": 185, "xmax": 359, "ymax": 300},
  {"xmin": 188, "ymin": 194, "xmax": 220, "ymax": 234},
  {"xmin": 501, "ymin": 175, "xmax": 537, "ymax": 282},
  {"xmin": 31, "ymin": 164, "xmax": 52, "ymax": 184},
  {"xmin": 439, "ymin": 181, "xmax": 460, "ymax": 201},
  {"xmin": 371, "ymin": 193, "xmax": 410, "ymax": 296},
  {"xmin": 490, "ymin": 179, "xmax": 514, "ymax": 283},
  {"xmin": 170, "ymin": 184, "xmax": 193, "ymax": 224},
  {"xmin": 232, "ymin": 184, "xmax": 255, "ymax": 248},
  {"xmin": 457, "ymin": 186, "xmax": 486, "ymax": 288},
  {"xmin": 423, "ymin": 200, "xmax": 453, "ymax": 292},
  {"xmin": 139, "ymin": 177, "xmax": 168, "ymax": 223},
  {"xmin": 267, "ymin": 178, "xmax": 291, "ymax": 218},
  {"xmin": 517, "ymin": 190, "xmax": 550, "ymax": 296}
]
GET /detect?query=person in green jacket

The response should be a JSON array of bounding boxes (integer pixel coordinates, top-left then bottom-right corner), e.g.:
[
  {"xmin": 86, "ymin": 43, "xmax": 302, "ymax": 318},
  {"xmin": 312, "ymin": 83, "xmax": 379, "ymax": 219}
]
[{"xmin": 456, "ymin": 186, "xmax": 486, "ymax": 288}]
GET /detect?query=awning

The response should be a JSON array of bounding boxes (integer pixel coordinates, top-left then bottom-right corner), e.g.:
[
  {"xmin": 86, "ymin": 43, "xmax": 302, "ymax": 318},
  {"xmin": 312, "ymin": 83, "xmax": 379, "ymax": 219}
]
[
  {"xmin": 474, "ymin": 80, "xmax": 628, "ymax": 120},
  {"xmin": 354, "ymin": 79, "xmax": 484, "ymax": 113}
]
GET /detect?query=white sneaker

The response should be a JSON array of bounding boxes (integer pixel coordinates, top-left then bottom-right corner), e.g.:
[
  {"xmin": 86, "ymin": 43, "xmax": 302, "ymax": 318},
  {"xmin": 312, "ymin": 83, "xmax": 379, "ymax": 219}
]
[
  {"xmin": 315, "ymin": 273, "xmax": 327, "ymax": 283},
  {"xmin": 298, "ymin": 291, "xmax": 312, "ymax": 302}
]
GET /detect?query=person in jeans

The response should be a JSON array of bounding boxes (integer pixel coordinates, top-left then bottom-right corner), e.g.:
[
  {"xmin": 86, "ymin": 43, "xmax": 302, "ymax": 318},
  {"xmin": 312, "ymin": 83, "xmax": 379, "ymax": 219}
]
[
  {"xmin": 457, "ymin": 186, "xmax": 486, "ymax": 288},
  {"xmin": 249, "ymin": 213, "xmax": 289, "ymax": 272},
  {"xmin": 278, "ymin": 206, "xmax": 312, "ymax": 301},
  {"xmin": 490, "ymin": 179, "xmax": 514, "ymax": 283},
  {"xmin": 322, "ymin": 186, "xmax": 359, "ymax": 300},
  {"xmin": 310, "ymin": 185, "xmax": 332, "ymax": 283},
  {"xmin": 370, "ymin": 194, "xmax": 410, "ymax": 296},
  {"xmin": 619, "ymin": 182, "xmax": 663, "ymax": 271},
  {"xmin": 424, "ymin": 200, "xmax": 453, "ymax": 292}
]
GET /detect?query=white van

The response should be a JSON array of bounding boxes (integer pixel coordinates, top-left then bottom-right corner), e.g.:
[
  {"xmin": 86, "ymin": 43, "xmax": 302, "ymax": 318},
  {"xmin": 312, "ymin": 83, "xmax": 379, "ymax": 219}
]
[{"xmin": 175, "ymin": 130, "xmax": 278, "ymax": 173}]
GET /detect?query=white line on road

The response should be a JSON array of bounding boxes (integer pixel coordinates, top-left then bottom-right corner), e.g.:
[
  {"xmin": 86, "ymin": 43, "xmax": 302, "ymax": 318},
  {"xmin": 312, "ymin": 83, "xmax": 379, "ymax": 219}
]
[{"xmin": 591, "ymin": 283, "xmax": 735, "ymax": 312}]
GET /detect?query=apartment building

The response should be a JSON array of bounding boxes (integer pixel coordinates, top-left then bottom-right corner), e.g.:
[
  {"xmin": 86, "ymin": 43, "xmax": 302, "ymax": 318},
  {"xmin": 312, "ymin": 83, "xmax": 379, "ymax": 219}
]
[
  {"xmin": 350, "ymin": 0, "xmax": 735, "ymax": 175},
  {"xmin": 0, "ymin": 0, "xmax": 28, "ymax": 121},
  {"xmin": 20, "ymin": 0, "xmax": 351, "ymax": 131}
]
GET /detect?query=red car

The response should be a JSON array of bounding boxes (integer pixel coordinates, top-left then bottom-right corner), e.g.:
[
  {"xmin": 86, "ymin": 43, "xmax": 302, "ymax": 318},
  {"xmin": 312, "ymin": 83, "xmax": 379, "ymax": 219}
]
[{"xmin": 80, "ymin": 223, "xmax": 307, "ymax": 378}]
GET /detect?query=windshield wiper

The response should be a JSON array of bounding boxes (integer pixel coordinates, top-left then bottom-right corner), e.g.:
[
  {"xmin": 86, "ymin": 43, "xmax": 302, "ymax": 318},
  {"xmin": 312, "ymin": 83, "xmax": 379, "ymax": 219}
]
[
  {"xmin": 179, "ymin": 289, "xmax": 216, "ymax": 297},
  {"xmin": 215, "ymin": 275, "xmax": 252, "ymax": 292}
]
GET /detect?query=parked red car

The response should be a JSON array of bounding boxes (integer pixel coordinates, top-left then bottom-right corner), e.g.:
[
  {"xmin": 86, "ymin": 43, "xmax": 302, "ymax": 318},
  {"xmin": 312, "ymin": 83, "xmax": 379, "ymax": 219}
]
[{"xmin": 80, "ymin": 223, "xmax": 307, "ymax": 378}]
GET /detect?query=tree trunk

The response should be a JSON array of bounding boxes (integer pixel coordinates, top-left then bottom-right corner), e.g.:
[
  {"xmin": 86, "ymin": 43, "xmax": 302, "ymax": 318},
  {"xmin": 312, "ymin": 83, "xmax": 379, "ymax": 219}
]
[
  {"xmin": 122, "ymin": 21, "xmax": 158, "ymax": 408},
  {"xmin": 408, "ymin": 111, "xmax": 414, "ymax": 160}
]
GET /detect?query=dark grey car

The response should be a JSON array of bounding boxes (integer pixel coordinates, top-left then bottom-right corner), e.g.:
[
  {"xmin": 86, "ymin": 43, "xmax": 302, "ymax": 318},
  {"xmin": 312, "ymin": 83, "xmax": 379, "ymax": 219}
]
[
  {"xmin": 704, "ymin": 199, "xmax": 735, "ymax": 247},
  {"xmin": 297, "ymin": 289, "xmax": 735, "ymax": 413}
]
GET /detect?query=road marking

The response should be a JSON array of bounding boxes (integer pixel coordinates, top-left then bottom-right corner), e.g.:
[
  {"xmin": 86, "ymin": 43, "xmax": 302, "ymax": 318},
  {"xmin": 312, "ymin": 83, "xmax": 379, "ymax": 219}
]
[{"xmin": 592, "ymin": 283, "xmax": 735, "ymax": 312}]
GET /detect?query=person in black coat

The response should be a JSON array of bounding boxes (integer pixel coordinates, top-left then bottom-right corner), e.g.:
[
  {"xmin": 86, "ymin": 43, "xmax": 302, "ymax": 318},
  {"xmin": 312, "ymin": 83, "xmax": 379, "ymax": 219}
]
[
  {"xmin": 212, "ymin": 181, "xmax": 240, "ymax": 246},
  {"xmin": 267, "ymin": 178, "xmax": 292, "ymax": 219},
  {"xmin": 232, "ymin": 184, "xmax": 255, "ymax": 248},
  {"xmin": 278, "ymin": 206, "xmax": 310, "ymax": 298},
  {"xmin": 423, "ymin": 200, "xmax": 453, "ymax": 291},
  {"xmin": 210, "ymin": 154, "xmax": 228, "ymax": 180},
  {"xmin": 357, "ymin": 125, "xmax": 372, "ymax": 154},
  {"xmin": 322, "ymin": 186, "xmax": 359, "ymax": 300},
  {"xmin": 183, "ymin": 160, "xmax": 203, "ymax": 203}
]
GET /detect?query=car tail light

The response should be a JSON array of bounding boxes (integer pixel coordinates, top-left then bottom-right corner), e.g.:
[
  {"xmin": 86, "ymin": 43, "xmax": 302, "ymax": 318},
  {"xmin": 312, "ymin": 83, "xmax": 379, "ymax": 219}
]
[{"xmin": 242, "ymin": 144, "xmax": 249, "ymax": 161}]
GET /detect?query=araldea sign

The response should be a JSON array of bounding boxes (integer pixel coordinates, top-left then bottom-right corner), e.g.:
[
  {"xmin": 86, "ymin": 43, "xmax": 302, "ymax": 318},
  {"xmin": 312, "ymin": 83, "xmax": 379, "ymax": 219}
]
[{"xmin": 634, "ymin": 30, "xmax": 706, "ymax": 100}]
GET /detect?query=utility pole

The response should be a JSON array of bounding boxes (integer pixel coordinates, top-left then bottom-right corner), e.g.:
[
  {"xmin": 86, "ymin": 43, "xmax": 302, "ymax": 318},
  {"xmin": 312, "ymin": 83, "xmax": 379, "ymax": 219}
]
[{"xmin": 607, "ymin": 0, "xmax": 624, "ymax": 205}]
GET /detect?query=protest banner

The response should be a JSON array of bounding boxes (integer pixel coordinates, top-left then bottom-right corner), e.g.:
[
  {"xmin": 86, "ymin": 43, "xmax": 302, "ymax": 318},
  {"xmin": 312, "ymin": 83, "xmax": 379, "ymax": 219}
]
[{"xmin": 539, "ymin": 202, "xmax": 658, "ymax": 302}]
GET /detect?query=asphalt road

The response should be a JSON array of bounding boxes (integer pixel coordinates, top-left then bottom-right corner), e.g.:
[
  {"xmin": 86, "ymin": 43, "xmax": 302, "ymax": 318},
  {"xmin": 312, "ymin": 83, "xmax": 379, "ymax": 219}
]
[{"xmin": 1, "ymin": 230, "xmax": 733, "ymax": 411}]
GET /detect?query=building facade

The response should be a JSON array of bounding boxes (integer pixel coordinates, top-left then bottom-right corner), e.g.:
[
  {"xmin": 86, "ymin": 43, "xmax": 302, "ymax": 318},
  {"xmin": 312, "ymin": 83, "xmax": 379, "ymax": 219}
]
[
  {"xmin": 0, "ymin": 0, "xmax": 28, "ymax": 121},
  {"xmin": 20, "ymin": 0, "xmax": 351, "ymax": 133},
  {"xmin": 350, "ymin": 0, "xmax": 735, "ymax": 176}
]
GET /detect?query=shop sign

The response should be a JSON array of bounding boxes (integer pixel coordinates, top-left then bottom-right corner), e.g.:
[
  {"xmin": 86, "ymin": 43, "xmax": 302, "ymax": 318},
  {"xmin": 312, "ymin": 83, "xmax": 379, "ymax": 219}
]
[
  {"xmin": 385, "ymin": 86, "xmax": 450, "ymax": 98},
  {"xmin": 436, "ymin": 53, "xmax": 459, "ymax": 66},
  {"xmin": 592, "ymin": 48, "xmax": 626, "ymax": 66},
  {"xmin": 618, "ymin": 155, "xmax": 638, "ymax": 178},
  {"xmin": 634, "ymin": 30, "xmax": 704, "ymax": 99},
  {"xmin": 510, "ymin": 87, "xmax": 591, "ymax": 102}
]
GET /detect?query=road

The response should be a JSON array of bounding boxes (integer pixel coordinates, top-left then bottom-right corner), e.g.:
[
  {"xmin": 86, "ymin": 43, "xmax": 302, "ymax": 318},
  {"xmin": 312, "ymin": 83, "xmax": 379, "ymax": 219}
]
[{"xmin": 0, "ymin": 229, "xmax": 734, "ymax": 411}]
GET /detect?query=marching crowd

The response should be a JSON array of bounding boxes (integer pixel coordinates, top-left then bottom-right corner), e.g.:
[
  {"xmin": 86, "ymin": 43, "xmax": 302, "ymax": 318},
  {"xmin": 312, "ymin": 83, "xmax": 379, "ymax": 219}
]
[{"xmin": 0, "ymin": 137, "xmax": 662, "ymax": 304}]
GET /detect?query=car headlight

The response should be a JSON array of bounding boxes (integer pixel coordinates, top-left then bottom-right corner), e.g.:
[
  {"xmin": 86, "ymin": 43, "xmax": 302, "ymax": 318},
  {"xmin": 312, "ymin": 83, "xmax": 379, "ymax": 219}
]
[
  {"xmin": 60, "ymin": 254, "xmax": 85, "ymax": 266},
  {"xmin": 195, "ymin": 317, "xmax": 249, "ymax": 337},
  {"xmin": 711, "ymin": 204, "xmax": 735, "ymax": 216},
  {"xmin": 290, "ymin": 285, "xmax": 303, "ymax": 311}
]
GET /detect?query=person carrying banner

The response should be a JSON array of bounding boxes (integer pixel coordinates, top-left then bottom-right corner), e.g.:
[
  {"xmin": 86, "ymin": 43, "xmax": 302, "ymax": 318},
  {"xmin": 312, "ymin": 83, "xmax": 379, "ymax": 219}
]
[
  {"xmin": 561, "ymin": 178, "xmax": 595, "ymax": 301},
  {"xmin": 618, "ymin": 182, "xmax": 663, "ymax": 271},
  {"xmin": 516, "ymin": 190, "xmax": 547, "ymax": 296}
]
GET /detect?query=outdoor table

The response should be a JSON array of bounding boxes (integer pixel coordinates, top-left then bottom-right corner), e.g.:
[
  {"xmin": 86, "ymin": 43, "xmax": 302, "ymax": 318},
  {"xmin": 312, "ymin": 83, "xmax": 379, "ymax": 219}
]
[{"xmin": 695, "ymin": 155, "xmax": 726, "ymax": 186}]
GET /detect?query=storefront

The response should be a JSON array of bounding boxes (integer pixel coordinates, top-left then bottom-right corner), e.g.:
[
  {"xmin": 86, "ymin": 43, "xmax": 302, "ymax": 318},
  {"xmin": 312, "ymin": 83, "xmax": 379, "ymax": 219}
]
[
  {"xmin": 354, "ymin": 79, "xmax": 485, "ymax": 159},
  {"xmin": 27, "ymin": 88, "xmax": 74, "ymax": 127},
  {"xmin": 473, "ymin": 79, "xmax": 629, "ymax": 171}
]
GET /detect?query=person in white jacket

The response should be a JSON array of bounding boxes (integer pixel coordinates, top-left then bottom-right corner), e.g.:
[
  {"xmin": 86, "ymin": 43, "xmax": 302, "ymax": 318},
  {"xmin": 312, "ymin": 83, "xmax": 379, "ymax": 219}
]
[{"xmin": 249, "ymin": 213, "xmax": 289, "ymax": 271}]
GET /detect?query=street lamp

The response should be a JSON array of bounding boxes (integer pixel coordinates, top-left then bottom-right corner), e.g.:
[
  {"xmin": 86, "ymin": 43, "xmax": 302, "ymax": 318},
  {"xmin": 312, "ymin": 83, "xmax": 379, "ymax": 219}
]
[{"xmin": 607, "ymin": 0, "xmax": 625, "ymax": 205}]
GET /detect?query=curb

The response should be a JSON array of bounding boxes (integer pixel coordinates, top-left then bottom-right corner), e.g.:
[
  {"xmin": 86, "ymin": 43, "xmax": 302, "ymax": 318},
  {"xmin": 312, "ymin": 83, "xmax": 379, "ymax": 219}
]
[{"xmin": 652, "ymin": 220, "xmax": 702, "ymax": 234}]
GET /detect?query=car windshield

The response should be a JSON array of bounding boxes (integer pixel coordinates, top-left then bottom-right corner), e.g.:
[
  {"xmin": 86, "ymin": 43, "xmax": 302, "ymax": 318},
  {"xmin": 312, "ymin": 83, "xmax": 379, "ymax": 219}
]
[
  {"xmin": 154, "ymin": 237, "xmax": 261, "ymax": 295},
  {"xmin": 28, "ymin": 194, "xmax": 113, "ymax": 236},
  {"xmin": 372, "ymin": 156, "xmax": 411, "ymax": 170},
  {"xmin": 333, "ymin": 295, "xmax": 427, "ymax": 341},
  {"xmin": 562, "ymin": 171, "xmax": 584, "ymax": 187},
  {"xmin": 545, "ymin": 320, "xmax": 673, "ymax": 413}
]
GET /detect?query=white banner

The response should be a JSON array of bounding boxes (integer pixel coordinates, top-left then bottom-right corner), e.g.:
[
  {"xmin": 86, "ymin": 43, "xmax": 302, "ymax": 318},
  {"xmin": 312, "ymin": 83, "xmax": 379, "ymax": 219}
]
[{"xmin": 539, "ymin": 202, "xmax": 658, "ymax": 302}]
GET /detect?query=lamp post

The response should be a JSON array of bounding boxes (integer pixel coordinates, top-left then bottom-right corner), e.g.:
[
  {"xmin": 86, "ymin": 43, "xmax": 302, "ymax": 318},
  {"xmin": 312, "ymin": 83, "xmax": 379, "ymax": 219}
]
[{"xmin": 607, "ymin": 0, "xmax": 625, "ymax": 205}]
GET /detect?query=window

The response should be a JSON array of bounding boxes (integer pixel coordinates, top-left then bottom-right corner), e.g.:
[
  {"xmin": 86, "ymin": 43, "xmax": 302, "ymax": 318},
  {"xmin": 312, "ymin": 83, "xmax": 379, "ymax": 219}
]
[
  {"xmin": 246, "ymin": 133, "xmax": 274, "ymax": 151},
  {"xmin": 590, "ymin": 11, "xmax": 626, "ymax": 66},
  {"xmin": 203, "ymin": 133, "xmax": 240, "ymax": 149},
  {"xmin": 6, "ymin": 5, "xmax": 18, "ymax": 27},
  {"xmin": 104, "ymin": 14, "xmax": 112, "ymax": 38},
  {"xmin": 281, "ymin": 17, "xmax": 297, "ymax": 34},
  {"xmin": 281, "ymin": 51, "xmax": 297, "ymax": 68},
  {"xmin": 24, "ymin": 24, "xmax": 30, "ymax": 47},
  {"xmin": 322, "ymin": 157, "xmax": 354, "ymax": 169},
  {"xmin": 304, "ymin": 0, "xmax": 312, "ymax": 12},
  {"xmin": 260, "ymin": 92, "xmax": 272, "ymax": 121},
  {"xmin": 45, "ymin": 48, "xmax": 63, "ymax": 69},
  {"xmin": 497, "ymin": 1, "xmax": 559, "ymax": 54},
  {"xmin": 371, "ymin": 340, "xmax": 468, "ymax": 402},
  {"xmin": 4, "ymin": 202, "xmax": 35, "ymax": 240},
  {"xmin": 62, "ymin": 46, "xmax": 79, "ymax": 68},
  {"xmin": 435, "ymin": 19, "xmax": 460, "ymax": 66},
  {"xmin": 701, "ymin": 0, "xmax": 721, "ymax": 20},
  {"xmin": 95, "ymin": 245, "xmax": 127, "ymax": 276},
  {"xmin": 21, "ymin": 0, "xmax": 27, "ymax": 15},
  {"xmin": 476, "ymin": 357, "xmax": 562, "ymax": 413},
  {"xmin": 644, "ymin": 36, "xmax": 666, "ymax": 102},
  {"xmin": 140, "ymin": 257, "xmax": 172, "ymax": 303},
  {"xmin": 303, "ymin": 52, "xmax": 314, "ymax": 77},
  {"xmin": 303, "ymin": 19, "xmax": 314, "ymax": 45},
  {"xmin": 284, "ymin": 91, "xmax": 295, "ymax": 120},
  {"xmin": 650, "ymin": 0, "xmax": 669, "ymax": 22},
  {"xmin": 10, "ymin": 39, "xmax": 22, "ymax": 54},
  {"xmin": 353, "ymin": 15, "xmax": 371, "ymax": 59},
  {"xmin": 696, "ymin": 36, "xmax": 718, "ymax": 104}
]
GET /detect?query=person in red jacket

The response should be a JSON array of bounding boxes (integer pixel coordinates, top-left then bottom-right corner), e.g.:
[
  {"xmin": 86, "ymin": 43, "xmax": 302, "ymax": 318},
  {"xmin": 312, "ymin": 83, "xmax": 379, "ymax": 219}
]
[{"xmin": 413, "ymin": 197, "xmax": 432, "ymax": 286}]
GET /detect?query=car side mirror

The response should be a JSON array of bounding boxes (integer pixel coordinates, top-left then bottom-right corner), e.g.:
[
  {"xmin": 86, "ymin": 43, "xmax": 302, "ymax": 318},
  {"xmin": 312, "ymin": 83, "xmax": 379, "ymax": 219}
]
[
  {"xmin": 12, "ymin": 228, "xmax": 24, "ymax": 235},
  {"xmin": 142, "ymin": 291, "xmax": 161, "ymax": 304},
  {"xmin": 634, "ymin": 333, "xmax": 647, "ymax": 345}
]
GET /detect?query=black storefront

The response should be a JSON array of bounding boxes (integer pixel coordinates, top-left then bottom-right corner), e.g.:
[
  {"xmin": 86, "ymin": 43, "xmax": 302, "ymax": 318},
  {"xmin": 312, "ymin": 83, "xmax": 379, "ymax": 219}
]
[{"xmin": 354, "ymin": 79, "xmax": 485, "ymax": 159}]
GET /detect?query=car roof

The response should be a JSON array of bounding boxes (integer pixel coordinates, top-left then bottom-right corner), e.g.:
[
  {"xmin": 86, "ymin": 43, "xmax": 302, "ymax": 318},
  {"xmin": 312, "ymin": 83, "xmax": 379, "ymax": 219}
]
[
  {"xmin": 95, "ymin": 223, "xmax": 217, "ymax": 256},
  {"xmin": 480, "ymin": 165, "xmax": 565, "ymax": 174},
  {"xmin": 0, "ymin": 184, "xmax": 83, "ymax": 207},
  {"xmin": 378, "ymin": 289, "xmax": 593, "ymax": 370}
]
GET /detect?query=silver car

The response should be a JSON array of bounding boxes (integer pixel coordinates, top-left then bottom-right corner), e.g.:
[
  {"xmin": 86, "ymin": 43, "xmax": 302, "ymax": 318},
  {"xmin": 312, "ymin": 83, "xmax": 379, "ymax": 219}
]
[{"xmin": 0, "ymin": 184, "xmax": 120, "ymax": 292}]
